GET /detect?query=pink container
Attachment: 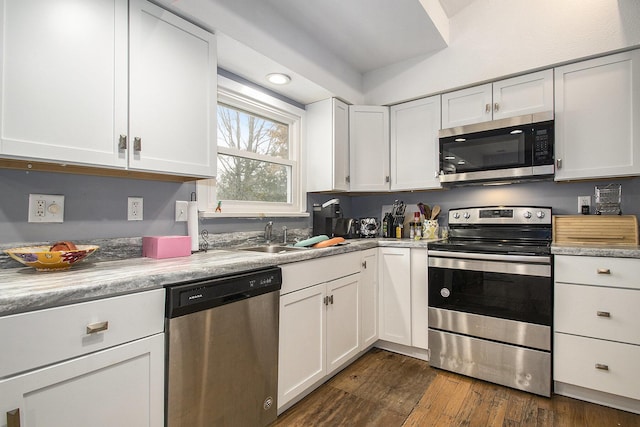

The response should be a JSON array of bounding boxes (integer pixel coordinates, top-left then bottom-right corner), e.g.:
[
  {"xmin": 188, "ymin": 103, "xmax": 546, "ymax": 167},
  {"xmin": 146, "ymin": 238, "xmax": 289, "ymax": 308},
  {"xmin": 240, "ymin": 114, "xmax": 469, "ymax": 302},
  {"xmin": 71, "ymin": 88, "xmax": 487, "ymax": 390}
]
[{"xmin": 142, "ymin": 236, "xmax": 191, "ymax": 259}]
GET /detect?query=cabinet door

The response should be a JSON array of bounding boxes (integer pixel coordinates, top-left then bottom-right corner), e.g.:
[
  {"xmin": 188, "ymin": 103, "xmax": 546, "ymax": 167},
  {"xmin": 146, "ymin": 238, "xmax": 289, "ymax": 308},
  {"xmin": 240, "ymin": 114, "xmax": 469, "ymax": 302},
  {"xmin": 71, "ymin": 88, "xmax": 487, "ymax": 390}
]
[
  {"xmin": 554, "ymin": 50, "xmax": 640, "ymax": 180},
  {"xmin": 306, "ymin": 98, "xmax": 349, "ymax": 192},
  {"xmin": 390, "ymin": 96, "xmax": 442, "ymax": 190},
  {"xmin": 326, "ymin": 274, "xmax": 360, "ymax": 375},
  {"xmin": 0, "ymin": 334, "xmax": 164, "ymax": 427},
  {"xmin": 441, "ymin": 83, "xmax": 492, "ymax": 128},
  {"xmin": 129, "ymin": 0, "xmax": 217, "ymax": 177},
  {"xmin": 492, "ymin": 70, "xmax": 554, "ymax": 120},
  {"xmin": 349, "ymin": 105, "xmax": 390, "ymax": 191},
  {"xmin": 278, "ymin": 284, "xmax": 326, "ymax": 409},
  {"xmin": 410, "ymin": 248, "xmax": 428, "ymax": 350},
  {"xmin": 359, "ymin": 249, "xmax": 378, "ymax": 350},
  {"xmin": 378, "ymin": 247, "xmax": 412, "ymax": 345},
  {"xmin": 0, "ymin": 0, "xmax": 128, "ymax": 168}
]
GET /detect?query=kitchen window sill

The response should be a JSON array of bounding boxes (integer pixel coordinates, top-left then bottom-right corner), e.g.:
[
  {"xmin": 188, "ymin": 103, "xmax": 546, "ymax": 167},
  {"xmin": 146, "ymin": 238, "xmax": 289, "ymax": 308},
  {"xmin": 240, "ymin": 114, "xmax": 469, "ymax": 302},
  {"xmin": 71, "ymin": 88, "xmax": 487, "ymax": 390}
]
[{"xmin": 199, "ymin": 211, "xmax": 310, "ymax": 219}]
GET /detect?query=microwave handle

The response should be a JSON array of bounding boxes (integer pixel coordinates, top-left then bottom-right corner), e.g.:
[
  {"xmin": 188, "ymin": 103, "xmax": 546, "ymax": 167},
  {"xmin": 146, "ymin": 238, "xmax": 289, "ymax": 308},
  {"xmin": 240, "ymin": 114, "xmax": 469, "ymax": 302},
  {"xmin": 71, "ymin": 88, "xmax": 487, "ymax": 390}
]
[{"xmin": 556, "ymin": 158, "xmax": 562, "ymax": 169}]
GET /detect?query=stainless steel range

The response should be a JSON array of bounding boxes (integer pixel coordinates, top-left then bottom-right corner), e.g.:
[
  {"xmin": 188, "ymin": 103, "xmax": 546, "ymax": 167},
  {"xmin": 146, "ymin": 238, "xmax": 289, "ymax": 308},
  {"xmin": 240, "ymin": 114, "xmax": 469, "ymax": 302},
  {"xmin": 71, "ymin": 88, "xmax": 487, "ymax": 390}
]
[{"xmin": 427, "ymin": 206, "xmax": 553, "ymax": 397}]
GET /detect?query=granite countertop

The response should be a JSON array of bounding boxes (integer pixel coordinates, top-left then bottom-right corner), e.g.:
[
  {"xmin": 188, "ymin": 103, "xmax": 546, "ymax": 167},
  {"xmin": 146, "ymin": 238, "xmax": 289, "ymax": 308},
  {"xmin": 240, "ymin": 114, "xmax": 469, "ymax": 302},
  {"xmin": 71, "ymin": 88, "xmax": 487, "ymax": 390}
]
[
  {"xmin": 551, "ymin": 243, "xmax": 640, "ymax": 258},
  {"xmin": 0, "ymin": 238, "xmax": 434, "ymax": 317}
]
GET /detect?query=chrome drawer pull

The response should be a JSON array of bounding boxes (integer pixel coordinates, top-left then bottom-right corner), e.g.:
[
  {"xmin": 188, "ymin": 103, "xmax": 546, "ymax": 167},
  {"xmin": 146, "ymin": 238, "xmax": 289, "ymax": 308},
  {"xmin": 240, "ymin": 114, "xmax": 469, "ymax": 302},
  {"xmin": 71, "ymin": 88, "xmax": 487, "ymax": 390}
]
[
  {"xmin": 7, "ymin": 408, "xmax": 20, "ymax": 427},
  {"xmin": 595, "ymin": 363, "xmax": 609, "ymax": 371},
  {"xmin": 597, "ymin": 268, "xmax": 611, "ymax": 275},
  {"xmin": 86, "ymin": 321, "xmax": 109, "ymax": 334},
  {"xmin": 597, "ymin": 311, "xmax": 611, "ymax": 318}
]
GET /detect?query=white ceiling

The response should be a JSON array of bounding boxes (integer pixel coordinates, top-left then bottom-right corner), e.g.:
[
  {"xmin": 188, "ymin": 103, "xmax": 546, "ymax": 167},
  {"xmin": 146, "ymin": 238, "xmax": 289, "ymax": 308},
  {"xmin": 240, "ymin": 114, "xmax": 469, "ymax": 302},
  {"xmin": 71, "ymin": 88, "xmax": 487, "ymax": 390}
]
[{"xmin": 213, "ymin": 0, "xmax": 477, "ymax": 104}]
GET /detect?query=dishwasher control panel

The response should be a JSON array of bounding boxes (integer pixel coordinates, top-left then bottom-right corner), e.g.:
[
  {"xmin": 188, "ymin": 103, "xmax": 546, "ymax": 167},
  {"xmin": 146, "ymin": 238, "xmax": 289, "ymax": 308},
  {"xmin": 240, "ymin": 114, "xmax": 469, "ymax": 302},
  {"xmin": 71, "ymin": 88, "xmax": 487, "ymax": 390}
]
[{"xmin": 166, "ymin": 267, "xmax": 282, "ymax": 318}]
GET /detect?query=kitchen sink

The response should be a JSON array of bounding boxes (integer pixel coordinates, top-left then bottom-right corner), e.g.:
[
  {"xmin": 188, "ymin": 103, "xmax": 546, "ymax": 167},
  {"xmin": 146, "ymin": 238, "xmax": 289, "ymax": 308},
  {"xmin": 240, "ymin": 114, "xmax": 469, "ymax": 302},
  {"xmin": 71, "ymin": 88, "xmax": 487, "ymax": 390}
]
[{"xmin": 240, "ymin": 244, "xmax": 307, "ymax": 254}]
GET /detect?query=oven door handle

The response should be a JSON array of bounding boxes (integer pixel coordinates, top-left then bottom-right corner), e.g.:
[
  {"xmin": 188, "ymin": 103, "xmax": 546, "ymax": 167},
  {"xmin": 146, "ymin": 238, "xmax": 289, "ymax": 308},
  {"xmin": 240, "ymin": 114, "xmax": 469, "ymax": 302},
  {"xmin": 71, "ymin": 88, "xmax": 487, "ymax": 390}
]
[
  {"xmin": 428, "ymin": 255, "xmax": 551, "ymax": 277},
  {"xmin": 427, "ymin": 250, "xmax": 551, "ymax": 264}
]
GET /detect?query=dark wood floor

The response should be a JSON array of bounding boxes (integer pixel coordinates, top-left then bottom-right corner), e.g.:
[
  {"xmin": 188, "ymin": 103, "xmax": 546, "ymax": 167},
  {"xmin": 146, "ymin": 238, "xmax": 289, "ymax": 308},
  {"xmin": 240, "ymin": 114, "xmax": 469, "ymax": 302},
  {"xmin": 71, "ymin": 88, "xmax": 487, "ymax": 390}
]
[{"xmin": 273, "ymin": 348, "xmax": 640, "ymax": 427}]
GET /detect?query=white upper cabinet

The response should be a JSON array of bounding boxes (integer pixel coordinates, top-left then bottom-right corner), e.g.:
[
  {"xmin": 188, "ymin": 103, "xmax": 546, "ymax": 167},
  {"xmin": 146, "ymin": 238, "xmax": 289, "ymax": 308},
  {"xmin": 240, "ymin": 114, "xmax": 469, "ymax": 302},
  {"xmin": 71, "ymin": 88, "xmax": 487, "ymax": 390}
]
[
  {"xmin": 441, "ymin": 70, "xmax": 554, "ymax": 128},
  {"xmin": 128, "ymin": 0, "xmax": 216, "ymax": 177},
  {"xmin": 306, "ymin": 98, "xmax": 350, "ymax": 192},
  {"xmin": 554, "ymin": 50, "xmax": 640, "ymax": 181},
  {"xmin": 349, "ymin": 105, "xmax": 390, "ymax": 192},
  {"xmin": 390, "ymin": 95, "xmax": 441, "ymax": 190},
  {"xmin": 441, "ymin": 83, "xmax": 493, "ymax": 128},
  {"xmin": 0, "ymin": 0, "xmax": 216, "ymax": 178},
  {"xmin": 0, "ymin": 0, "xmax": 128, "ymax": 168}
]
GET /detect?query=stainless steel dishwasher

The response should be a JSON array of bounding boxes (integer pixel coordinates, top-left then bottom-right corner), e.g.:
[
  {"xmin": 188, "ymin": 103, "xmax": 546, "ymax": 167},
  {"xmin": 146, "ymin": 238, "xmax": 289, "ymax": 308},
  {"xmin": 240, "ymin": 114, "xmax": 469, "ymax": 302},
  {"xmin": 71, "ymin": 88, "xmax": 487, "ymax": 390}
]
[{"xmin": 165, "ymin": 267, "xmax": 282, "ymax": 427}]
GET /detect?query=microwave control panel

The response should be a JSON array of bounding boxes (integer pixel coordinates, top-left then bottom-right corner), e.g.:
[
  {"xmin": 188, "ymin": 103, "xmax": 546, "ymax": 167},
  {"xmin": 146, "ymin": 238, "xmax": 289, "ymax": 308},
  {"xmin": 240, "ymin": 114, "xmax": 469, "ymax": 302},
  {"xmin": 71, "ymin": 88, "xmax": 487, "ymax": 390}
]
[{"xmin": 533, "ymin": 123, "xmax": 554, "ymax": 163}]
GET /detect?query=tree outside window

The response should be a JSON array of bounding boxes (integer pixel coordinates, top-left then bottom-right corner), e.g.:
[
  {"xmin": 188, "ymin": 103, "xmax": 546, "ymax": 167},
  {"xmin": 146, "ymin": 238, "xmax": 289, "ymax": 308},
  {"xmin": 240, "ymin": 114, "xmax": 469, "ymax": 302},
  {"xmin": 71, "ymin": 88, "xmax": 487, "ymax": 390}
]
[{"xmin": 216, "ymin": 104, "xmax": 291, "ymax": 203}]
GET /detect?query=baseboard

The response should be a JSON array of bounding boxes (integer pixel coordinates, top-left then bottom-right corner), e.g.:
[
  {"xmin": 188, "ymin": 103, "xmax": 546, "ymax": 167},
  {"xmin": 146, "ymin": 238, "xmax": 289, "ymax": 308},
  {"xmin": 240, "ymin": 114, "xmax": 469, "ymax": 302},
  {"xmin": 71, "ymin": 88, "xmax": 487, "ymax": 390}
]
[
  {"xmin": 554, "ymin": 381, "xmax": 640, "ymax": 414},
  {"xmin": 373, "ymin": 340, "xmax": 429, "ymax": 361}
]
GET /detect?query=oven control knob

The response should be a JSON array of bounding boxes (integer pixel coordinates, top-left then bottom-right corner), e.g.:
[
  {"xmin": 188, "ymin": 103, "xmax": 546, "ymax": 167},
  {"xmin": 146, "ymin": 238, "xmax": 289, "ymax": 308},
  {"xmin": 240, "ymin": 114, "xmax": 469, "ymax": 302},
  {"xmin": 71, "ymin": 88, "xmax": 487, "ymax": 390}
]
[
  {"xmin": 523, "ymin": 211, "xmax": 532, "ymax": 219},
  {"xmin": 452, "ymin": 212, "xmax": 460, "ymax": 219},
  {"xmin": 463, "ymin": 212, "xmax": 471, "ymax": 219},
  {"xmin": 440, "ymin": 288, "xmax": 451, "ymax": 298},
  {"xmin": 536, "ymin": 211, "xmax": 546, "ymax": 219}
]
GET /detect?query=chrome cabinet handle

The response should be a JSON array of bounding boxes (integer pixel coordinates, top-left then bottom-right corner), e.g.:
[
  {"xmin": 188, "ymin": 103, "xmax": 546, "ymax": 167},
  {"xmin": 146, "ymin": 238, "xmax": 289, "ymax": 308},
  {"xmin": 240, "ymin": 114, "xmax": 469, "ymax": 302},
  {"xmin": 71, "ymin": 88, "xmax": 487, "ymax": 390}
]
[
  {"xmin": 323, "ymin": 296, "xmax": 328, "ymax": 306},
  {"xmin": 556, "ymin": 158, "xmax": 562, "ymax": 169},
  {"xmin": 595, "ymin": 363, "xmax": 609, "ymax": 371},
  {"xmin": 494, "ymin": 102, "xmax": 500, "ymax": 112},
  {"xmin": 385, "ymin": 176, "xmax": 390, "ymax": 183},
  {"xmin": 7, "ymin": 408, "xmax": 20, "ymax": 427},
  {"xmin": 118, "ymin": 134, "xmax": 127, "ymax": 150},
  {"xmin": 329, "ymin": 295, "xmax": 334, "ymax": 305},
  {"xmin": 597, "ymin": 268, "xmax": 611, "ymax": 275},
  {"xmin": 362, "ymin": 261, "xmax": 367, "ymax": 269},
  {"xmin": 485, "ymin": 103, "xmax": 491, "ymax": 113},
  {"xmin": 133, "ymin": 137, "xmax": 142, "ymax": 152},
  {"xmin": 86, "ymin": 321, "xmax": 109, "ymax": 335},
  {"xmin": 345, "ymin": 175, "xmax": 350, "ymax": 184},
  {"xmin": 597, "ymin": 311, "xmax": 611, "ymax": 318}
]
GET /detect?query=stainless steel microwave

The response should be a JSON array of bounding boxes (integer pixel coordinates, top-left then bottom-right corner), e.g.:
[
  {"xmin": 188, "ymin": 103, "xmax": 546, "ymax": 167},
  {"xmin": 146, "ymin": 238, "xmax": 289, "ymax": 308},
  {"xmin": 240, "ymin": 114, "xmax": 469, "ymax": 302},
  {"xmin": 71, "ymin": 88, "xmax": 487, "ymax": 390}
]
[{"xmin": 439, "ymin": 112, "xmax": 554, "ymax": 185}]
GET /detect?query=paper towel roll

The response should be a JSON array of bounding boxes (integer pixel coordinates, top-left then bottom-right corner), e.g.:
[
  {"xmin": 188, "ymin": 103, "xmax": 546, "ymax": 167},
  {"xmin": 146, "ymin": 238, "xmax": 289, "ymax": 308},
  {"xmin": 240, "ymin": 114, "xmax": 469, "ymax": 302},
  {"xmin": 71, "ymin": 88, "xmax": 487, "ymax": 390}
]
[{"xmin": 187, "ymin": 201, "xmax": 199, "ymax": 252}]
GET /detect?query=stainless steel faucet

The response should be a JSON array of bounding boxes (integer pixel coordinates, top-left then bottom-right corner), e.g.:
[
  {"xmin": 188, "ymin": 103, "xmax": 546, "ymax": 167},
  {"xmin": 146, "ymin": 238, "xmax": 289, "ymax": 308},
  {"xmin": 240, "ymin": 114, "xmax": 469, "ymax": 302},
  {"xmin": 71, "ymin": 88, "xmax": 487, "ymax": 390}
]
[
  {"xmin": 265, "ymin": 221, "xmax": 273, "ymax": 243},
  {"xmin": 282, "ymin": 226, "xmax": 288, "ymax": 244}
]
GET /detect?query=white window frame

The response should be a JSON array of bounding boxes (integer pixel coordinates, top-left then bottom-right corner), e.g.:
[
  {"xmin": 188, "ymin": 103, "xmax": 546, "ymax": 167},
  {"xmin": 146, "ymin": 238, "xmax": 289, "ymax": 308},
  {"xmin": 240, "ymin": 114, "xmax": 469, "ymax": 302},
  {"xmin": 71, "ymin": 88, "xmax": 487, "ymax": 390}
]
[{"xmin": 197, "ymin": 75, "xmax": 307, "ymax": 217}]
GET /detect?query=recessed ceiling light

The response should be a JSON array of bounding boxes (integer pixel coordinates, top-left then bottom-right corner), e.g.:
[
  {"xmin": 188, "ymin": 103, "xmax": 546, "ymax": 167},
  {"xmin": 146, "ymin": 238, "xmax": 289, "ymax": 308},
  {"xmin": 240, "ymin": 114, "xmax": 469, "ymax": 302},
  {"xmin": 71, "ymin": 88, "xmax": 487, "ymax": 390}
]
[{"xmin": 266, "ymin": 73, "xmax": 291, "ymax": 85}]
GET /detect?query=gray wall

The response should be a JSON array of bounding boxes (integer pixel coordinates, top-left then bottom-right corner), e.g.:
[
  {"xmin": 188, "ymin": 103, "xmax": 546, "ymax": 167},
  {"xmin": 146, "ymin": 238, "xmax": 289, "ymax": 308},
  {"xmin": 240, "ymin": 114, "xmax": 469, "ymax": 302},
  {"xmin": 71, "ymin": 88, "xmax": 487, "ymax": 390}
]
[
  {"xmin": 1, "ymin": 167, "xmax": 638, "ymax": 245},
  {"xmin": 347, "ymin": 178, "xmax": 640, "ymax": 225},
  {"xmin": 0, "ymin": 169, "xmax": 310, "ymax": 244}
]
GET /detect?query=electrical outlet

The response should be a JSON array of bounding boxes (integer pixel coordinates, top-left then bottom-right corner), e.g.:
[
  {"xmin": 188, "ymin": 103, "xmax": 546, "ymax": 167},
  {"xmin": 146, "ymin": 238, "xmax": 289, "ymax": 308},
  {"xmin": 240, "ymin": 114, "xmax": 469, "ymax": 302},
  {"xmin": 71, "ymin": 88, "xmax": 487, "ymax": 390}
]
[
  {"xmin": 128, "ymin": 197, "xmax": 143, "ymax": 221},
  {"xmin": 28, "ymin": 194, "xmax": 65, "ymax": 223},
  {"xmin": 578, "ymin": 196, "xmax": 591, "ymax": 214},
  {"xmin": 175, "ymin": 201, "xmax": 188, "ymax": 222}
]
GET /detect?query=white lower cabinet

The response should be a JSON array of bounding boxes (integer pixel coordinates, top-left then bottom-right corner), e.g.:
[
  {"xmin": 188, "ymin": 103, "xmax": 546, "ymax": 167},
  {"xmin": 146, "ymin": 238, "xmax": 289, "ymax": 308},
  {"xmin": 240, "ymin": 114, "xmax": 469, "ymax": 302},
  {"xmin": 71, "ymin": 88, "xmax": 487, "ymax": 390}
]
[
  {"xmin": 277, "ymin": 253, "xmax": 361, "ymax": 411},
  {"xmin": 554, "ymin": 255, "xmax": 640, "ymax": 413},
  {"xmin": 0, "ymin": 289, "xmax": 165, "ymax": 427},
  {"xmin": 378, "ymin": 247, "xmax": 411, "ymax": 346},
  {"xmin": 359, "ymin": 249, "xmax": 378, "ymax": 350},
  {"xmin": 0, "ymin": 334, "xmax": 164, "ymax": 427}
]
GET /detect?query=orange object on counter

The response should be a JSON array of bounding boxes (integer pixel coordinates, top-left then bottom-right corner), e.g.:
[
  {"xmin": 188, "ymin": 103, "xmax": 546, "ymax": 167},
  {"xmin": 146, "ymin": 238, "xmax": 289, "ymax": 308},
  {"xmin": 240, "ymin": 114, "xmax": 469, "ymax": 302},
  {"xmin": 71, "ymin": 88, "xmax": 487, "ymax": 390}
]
[{"xmin": 312, "ymin": 237, "xmax": 345, "ymax": 248}]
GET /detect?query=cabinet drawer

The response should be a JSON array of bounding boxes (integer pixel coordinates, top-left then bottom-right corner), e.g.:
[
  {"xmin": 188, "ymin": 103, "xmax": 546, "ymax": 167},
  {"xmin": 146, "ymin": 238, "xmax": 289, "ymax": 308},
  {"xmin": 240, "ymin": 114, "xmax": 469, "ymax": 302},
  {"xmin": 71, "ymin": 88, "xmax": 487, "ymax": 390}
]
[
  {"xmin": 0, "ymin": 289, "xmax": 165, "ymax": 378},
  {"xmin": 555, "ymin": 255, "xmax": 640, "ymax": 289},
  {"xmin": 280, "ymin": 252, "xmax": 361, "ymax": 295},
  {"xmin": 554, "ymin": 333, "xmax": 640, "ymax": 400},
  {"xmin": 555, "ymin": 283, "xmax": 640, "ymax": 345}
]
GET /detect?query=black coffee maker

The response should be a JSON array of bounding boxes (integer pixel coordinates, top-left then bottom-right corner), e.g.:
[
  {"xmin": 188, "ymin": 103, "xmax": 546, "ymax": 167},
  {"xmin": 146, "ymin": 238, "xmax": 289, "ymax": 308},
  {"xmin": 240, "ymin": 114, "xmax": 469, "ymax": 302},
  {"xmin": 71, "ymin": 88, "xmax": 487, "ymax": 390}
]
[{"xmin": 313, "ymin": 198, "xmax": 341, "ymax": 236}]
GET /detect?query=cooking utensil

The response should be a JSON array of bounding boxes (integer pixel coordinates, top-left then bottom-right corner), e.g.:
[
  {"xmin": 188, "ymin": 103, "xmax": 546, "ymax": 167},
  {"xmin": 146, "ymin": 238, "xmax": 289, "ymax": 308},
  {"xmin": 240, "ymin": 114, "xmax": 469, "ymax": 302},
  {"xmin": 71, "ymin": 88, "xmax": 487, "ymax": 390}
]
[
  {"xmin": 431, "ymin": 205, "xmax": 441, "ymax": 220},
  {"xmin": 424, "ymin": 204, "xmax": 431, "ymax": 221}
]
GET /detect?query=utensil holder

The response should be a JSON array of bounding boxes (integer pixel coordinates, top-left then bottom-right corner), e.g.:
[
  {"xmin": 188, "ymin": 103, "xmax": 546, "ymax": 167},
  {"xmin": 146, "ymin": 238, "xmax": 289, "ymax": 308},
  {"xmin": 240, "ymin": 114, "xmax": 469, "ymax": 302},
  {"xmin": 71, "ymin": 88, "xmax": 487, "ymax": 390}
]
[{"xmin": 423, "ymin": 219, "xmax": 439, "ymax": 239}]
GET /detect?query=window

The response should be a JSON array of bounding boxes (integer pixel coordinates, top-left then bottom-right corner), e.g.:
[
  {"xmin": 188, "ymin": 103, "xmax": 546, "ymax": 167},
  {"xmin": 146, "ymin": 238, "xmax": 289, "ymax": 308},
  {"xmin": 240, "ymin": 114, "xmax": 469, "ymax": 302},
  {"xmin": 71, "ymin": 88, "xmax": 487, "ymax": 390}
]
[{"xmin": 197, "ymin": 76, "xmax": 306, "ymax": 217}]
